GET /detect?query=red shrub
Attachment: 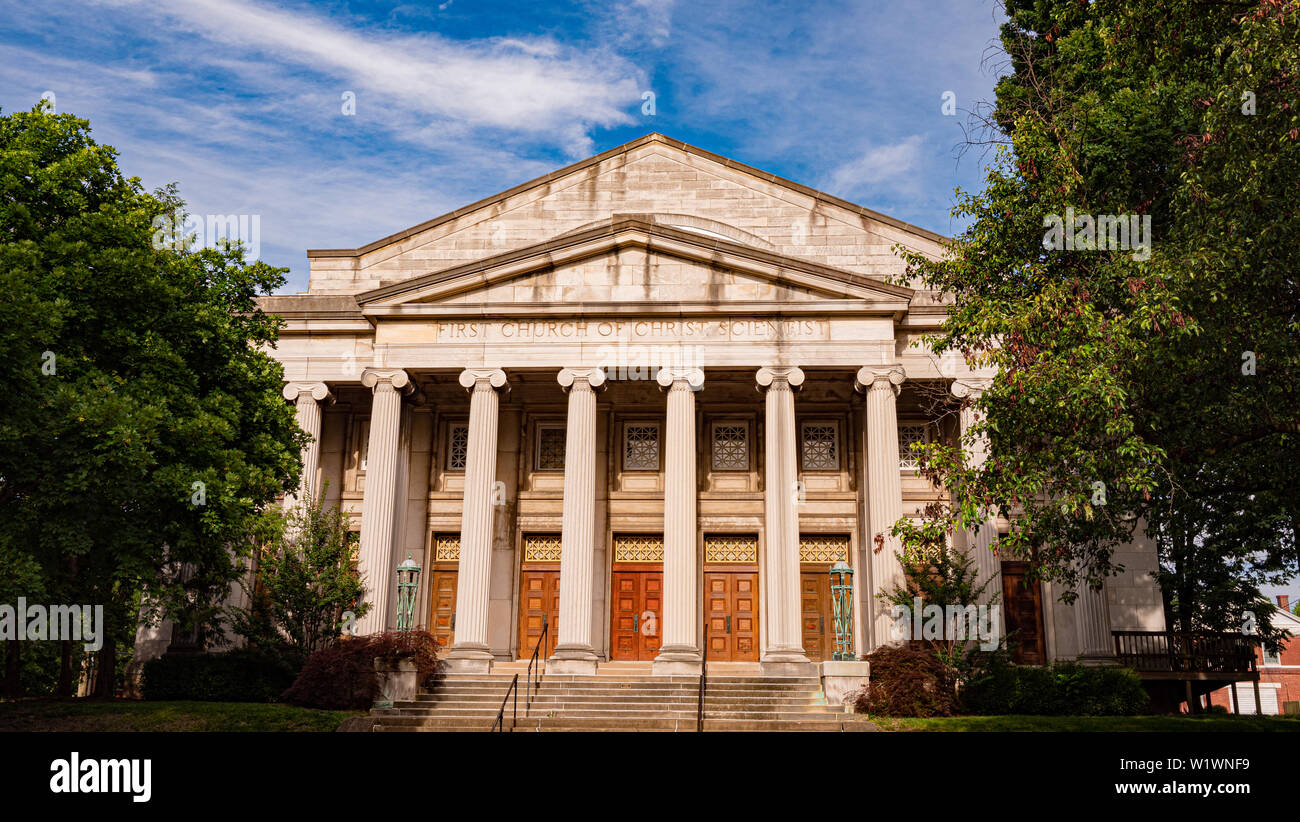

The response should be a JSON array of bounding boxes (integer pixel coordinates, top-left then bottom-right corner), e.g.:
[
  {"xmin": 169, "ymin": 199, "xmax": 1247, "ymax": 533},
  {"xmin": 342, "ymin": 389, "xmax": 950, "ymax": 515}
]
[{"xmin": 281, "ymin": 631, "xmax": 439, "ymax": 710}]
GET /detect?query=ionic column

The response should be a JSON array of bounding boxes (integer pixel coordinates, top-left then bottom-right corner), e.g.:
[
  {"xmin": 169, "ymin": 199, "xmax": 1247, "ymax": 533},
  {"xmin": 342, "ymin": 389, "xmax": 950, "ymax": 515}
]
[
  {"xmin": 855, "ymin": 365, "xmax": 906, "ymax": 651},
  {"xmin": 356, "ymin": 369, "xmax": 412, "ymax": 636},
  {"xmin": 654, "ymin": 368, "xmax": 705, "ymax": 676},
  {"xmin": 550, "ymin": 367, "xmax": 605, "ymax": 674},
  {"xmin": 1075, "ymin": 579, "xmax": 1117, "ymax": 663},
  {"xmin": 756, "ymin": 366, "xmax": 813, "ymax": 675},
  {"xmin": 951, "ymin": 378, "xmax": 1001, "ymax": 615},
  {"xmin": 281, "ymin": 382, "xmax": 332, "ymax": 511},
  {"xmin": 446, "ymin": 368, "xmax": 508, "ymax": 672}
]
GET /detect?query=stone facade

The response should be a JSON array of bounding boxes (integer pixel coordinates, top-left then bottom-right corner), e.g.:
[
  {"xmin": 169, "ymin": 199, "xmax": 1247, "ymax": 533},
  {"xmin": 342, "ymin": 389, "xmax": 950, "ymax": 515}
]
[{"xmin": 141, "ymin": 134, "xmax": 1166, "ymax": 673}]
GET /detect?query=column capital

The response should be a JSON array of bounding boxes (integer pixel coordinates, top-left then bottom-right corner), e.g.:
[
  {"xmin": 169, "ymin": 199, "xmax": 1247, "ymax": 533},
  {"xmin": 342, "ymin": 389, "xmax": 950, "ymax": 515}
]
[
  {"xmin": 854, "ymin": 365, "xmax": 906, "ymax": 395},
  {"xmin": 282, "ymin": 381, "xmax": 333, "ymax": 403},
  {"xmin": 557, "ymin": 367, "xmax": 607, "ymax": 391},
  {"xmin": 950, "ymin": 377, "xmax": 994, "ymax": 400},
  {"xmin": 361, "ymin": 368, "xmax": 413, "ymax": 393},
  {"xmin": 755, "ymin": 365, "xmax": 804, "ymax": 391},
  {"xmin": 457, "ymin": 367, "xmax": 508, "ymax": 391},
  {"xmin": 656, "ymin": 367, "xmax": 705, "ymax": 391}
]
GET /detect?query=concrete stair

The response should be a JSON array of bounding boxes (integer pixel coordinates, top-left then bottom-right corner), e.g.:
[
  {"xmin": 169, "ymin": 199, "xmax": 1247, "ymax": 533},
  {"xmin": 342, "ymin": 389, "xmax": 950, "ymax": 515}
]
[{"xmin": 373, "ymin": 668, "xmax": 875, "ymax": 732}]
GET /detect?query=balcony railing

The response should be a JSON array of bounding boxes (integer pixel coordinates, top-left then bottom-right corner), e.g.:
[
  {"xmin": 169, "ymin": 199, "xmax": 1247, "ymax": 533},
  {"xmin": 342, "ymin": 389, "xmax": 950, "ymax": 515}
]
[{"xmin": 1113, "ymin": 631, "xmax": 1257, "ymax": 675}]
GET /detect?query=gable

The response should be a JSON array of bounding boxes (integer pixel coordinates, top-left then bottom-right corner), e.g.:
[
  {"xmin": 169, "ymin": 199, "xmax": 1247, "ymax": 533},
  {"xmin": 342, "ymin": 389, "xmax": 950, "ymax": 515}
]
[
  {"xmin": 356, "ymin": 218, "xmax": 912, "ymax": 314},
  {"xmin": 306, "ymin": 134, "xmax": 947, "ymax": 296}
]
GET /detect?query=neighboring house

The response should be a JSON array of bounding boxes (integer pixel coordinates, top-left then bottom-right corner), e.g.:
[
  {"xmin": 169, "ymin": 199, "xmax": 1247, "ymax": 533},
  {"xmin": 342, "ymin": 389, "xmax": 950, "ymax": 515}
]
[
  {"xmin": 1207, "ymin": 596, "xmax": 1300, "ymax": 716},
  {"xmin": 133, "ymin": 133, "xmax": 1171, "ymax": 689}
]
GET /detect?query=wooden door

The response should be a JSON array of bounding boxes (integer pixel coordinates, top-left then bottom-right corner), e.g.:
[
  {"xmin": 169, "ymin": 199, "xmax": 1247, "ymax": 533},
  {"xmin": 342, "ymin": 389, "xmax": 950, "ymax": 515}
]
[
  {"xmin": 800, "ymin": 570, "xmax": 831, "ymax": 661},
  {"xmin": 610, "ymin": 569, "xmax": 664, "ymax": 660},
  {"xmin": 429, "ymin": 567, "xmax": 458, "ymax": 652},
  {"xmin": 518, "ymin": 569, "xmax": 560, "ymax": 659},
  {"xmin": 1001, "ymin": 562, "xmax": 1046, "ymax": 665},
  {"xmin": 704, "ymin": 571, "xmax": 759, "ymax": 662}
]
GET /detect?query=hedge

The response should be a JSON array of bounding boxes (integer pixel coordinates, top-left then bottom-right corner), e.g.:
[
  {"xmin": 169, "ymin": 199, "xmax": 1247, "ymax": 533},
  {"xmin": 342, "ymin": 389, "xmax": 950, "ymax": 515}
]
[{"xmin": 142, "ymin": 646, "xmax": 304, "ymax": 702}]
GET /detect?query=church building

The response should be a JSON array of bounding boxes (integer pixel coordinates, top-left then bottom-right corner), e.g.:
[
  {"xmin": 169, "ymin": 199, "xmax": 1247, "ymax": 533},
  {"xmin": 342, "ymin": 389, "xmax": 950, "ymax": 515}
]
[{"xmin": 257, "ymin": 133, "xmax": 1166, "ymax": 678}]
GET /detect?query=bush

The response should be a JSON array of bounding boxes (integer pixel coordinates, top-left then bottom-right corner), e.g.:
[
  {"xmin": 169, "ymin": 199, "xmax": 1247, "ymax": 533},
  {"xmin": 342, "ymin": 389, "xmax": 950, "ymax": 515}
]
[
  {"xmin": 142, "ymin": 646, "xmax": 304, "ymax": 702},
  {"xmin": 961, "ymin": 659, "xmax": 1148, "ymax": 716},
  {"xmin": 846, "ymin": 645, "xmax": 958, "ymax": 717},
  {"xmin": 281, "ymin": 631, "xmax": 439, "ymax": 711}
]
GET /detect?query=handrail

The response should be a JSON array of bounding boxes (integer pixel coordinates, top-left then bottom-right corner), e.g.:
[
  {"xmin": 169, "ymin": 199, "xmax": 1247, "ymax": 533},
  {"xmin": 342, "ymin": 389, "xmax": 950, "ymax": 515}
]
[
  {"xmin": 697, "ymin": 613, "xmax": 708, "ymax": 733},
  {"xmin": 1112, "ymin": 630, "xmax": 1258, "ymax": 674},
  {"xmin": 527, "ymin": 615, "xmax": 548, "ymax": 715},
  {"xmin": 491, "ymin": 674, "xmax": 519, "ymax": 732}
]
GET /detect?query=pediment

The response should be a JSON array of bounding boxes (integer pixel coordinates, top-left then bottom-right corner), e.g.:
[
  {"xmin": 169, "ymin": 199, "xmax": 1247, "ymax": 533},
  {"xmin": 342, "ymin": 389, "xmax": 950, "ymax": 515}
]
[{"xmin": 357, "ymin": 218, "xmax": 912, "ymax": 315}]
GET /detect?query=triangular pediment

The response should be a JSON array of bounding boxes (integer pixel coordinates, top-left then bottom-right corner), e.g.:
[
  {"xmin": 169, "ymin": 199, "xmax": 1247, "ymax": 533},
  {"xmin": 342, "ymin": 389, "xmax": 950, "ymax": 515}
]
[{"xmin": 356, "ymin": 218, "xmax": 912, "ymax": 314}]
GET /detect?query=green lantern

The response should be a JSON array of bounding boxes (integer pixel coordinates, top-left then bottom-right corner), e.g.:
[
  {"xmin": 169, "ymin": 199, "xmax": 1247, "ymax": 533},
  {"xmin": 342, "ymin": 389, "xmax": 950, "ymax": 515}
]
[
  {"xmin": 395, "ymin": 553, "xmax": 422, "ymax": 632},
  {"xmin": 830, "ymin": 560, "xmax": 855, "ymax": 660}
]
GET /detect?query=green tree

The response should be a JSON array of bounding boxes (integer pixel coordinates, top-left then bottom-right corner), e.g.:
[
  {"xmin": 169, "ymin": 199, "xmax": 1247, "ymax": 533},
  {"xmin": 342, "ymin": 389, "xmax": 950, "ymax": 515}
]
[
  {"xmin": 0, "ymin": 104, "xmax": 305, "ymax": 695},
  {"xmin": 233, "ymin": 489, "xmax": 368, "ymax": 656},
  {"xmin": 895, "ymin": 1, "xmax": 1299, "ymax": 638}
]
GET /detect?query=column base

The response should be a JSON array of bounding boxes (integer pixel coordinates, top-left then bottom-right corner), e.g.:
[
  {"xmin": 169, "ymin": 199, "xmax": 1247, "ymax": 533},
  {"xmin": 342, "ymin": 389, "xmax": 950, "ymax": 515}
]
[
  {"xmin": 1076, "ymin": 652, "xmax": 1120, "ymax": 667},
  {"xmin": 760, "ymin": 648, "xmax": 815, "ymax": 678},
  {"xmin": 444, "ymin": 643, "xmax": 494, "ymax": 674},
  {"xmin": 653, "ymin": 646, "xmax": 702, "ymax": 676},
  {"xmin": 548, "ymin": 644, "xmax": 598, "ymax": 676}
]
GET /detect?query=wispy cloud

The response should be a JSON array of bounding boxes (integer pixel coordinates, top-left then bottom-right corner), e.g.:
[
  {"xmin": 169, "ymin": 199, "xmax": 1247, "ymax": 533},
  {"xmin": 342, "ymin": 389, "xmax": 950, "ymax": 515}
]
[{"xmin": 823, "ymin": 135, "xmax": 924, "ymax": 200}]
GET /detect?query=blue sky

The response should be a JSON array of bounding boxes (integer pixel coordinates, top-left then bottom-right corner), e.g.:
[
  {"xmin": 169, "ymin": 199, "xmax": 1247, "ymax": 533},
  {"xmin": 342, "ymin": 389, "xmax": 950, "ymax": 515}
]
[
  {"xmin": 1, "ymin": 0, "xmax": 1010, "ymax": 293},
  {"xmin": 3, "ymin": 0, "xmax": 1297, "ymax": 608}
]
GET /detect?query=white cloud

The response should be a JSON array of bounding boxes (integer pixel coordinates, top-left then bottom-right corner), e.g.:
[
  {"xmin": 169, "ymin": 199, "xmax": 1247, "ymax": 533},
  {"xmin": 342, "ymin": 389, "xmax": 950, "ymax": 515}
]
[{"xmin": 824, "ymin": 135, "xmax": 925, "ymax": 198}]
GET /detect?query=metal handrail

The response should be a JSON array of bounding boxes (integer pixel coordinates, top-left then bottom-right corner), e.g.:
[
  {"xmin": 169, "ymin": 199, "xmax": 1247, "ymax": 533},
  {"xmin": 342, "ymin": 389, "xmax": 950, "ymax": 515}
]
[
  {"xmin": 493, "ymin": 615, "xmax": 549, "ymax": 732},
  {"xmin": 491, "ymin": 674, "xmax": 518, "ymax": 732},
  {"xmin": 527, "ymin": 615, "xmax": 548, "ymax": 714},
  {"xmin": 697, "ymin": 613, "xmax": 708, "ymax": 733}
]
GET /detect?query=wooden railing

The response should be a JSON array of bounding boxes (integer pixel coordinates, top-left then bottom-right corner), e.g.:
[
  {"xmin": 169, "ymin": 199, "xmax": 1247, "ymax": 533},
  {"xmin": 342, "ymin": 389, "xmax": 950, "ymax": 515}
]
[{"xmin": 1113, "ymin": 631, "xmax": 1257, "ymax": 674}]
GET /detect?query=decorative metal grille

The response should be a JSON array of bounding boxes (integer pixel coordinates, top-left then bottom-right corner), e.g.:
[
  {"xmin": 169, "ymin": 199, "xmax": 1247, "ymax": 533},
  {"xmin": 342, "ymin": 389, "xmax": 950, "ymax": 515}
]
[
  {"xmin": 623, "ymin": 424, "xmax": 660, "ymax": 471},
  {"xmin": 523, "ymin": 534, "xmax": 562, "ymax": 562},
  {"xmin": 536, "ymin": 425, "xmax": 566, "ymax": 471},
  {"xmin": 800, "ymin": 422, "xmax": 839, "ymax": 471},
  {"xmin": 434, "ymin": 533, "xmax": 460, "ymax": 561},
  {"xmin": 613, "ymin": 534, "xmax": 664, "ymax": 562},
  {"xmin": 711, "ymin": 423, "xmax": 749, "ymax": 471},
  {"xmin": 799, "ymin": 534, "xmax": 850, "ymax": 563},
  {"xmin": 447, "ymin": 424, "xmax": 468, "ymax": 471},
  {"xmin": 355, "ymin": 419, "xmax": 370, "ymax": 473},
  {"xmin": 898, "ymin": 424, "xmax": 929, "ymax": 470},
  {"xmin": 704, "ymin": 535, "xmax": 758, "ymax": 564}
]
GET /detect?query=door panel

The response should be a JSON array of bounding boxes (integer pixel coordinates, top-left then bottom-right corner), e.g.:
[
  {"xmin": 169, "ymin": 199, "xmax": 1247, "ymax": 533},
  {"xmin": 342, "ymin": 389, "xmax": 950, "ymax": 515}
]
[
  {"xmin": 518, "ymin": 569, "xmax": 560, "ymax": 659},
  {"xmin": 704, "ymin": 571, "xmax": 759, "ymax": 662},
  {"xmin": 429, "ymin": 568, "xmax": 458, "ymax": 652},
  {"xmin": 610, "ymin": 570, "xmax": 663, "ymax": 660},
  {"xmin": 800, "ymin": 571, "xmax": 831, "ymax": 661},
  {"xmin": 1001, "ymin": 562, "xmax": 1045, "ymax": 665}
]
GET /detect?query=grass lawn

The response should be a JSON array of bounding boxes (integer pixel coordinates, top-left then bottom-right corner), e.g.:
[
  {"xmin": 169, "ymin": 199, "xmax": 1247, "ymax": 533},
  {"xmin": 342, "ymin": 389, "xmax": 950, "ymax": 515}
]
[
  {"xmin": 869, "ymin": 714, "xmax": 1300, "ymax": 732},
  {"xmin": 0, "ymin": 699, "xmax": 362, "ymax": 732}
]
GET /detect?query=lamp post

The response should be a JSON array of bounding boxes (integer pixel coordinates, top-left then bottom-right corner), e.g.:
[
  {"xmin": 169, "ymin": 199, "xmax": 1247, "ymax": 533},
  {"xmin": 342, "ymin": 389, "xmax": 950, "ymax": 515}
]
[
  {"xmin": 395, "ymin": 553, "xmax": 422, "ymax": 632},
  {"xmin": 830, "ymin": 560, "xmax": 855, "ymax": 661}
]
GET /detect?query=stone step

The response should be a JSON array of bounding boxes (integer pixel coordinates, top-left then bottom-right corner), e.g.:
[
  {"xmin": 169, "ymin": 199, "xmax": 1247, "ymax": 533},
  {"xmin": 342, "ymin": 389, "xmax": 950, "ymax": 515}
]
[
  {"xmin": 421, "ymin": 685, "xmax": 821, "ymax": 698},
  {"xmin": 410, "ymin": 694, "xmax": 828, "ymax": 707},
  {"xmin": 376, "ymin": 716, "xmax": 866, "ymax": 732},
  {"xmin": 387, "ymin": 708, "xmax": 843, "ymax": 721}
]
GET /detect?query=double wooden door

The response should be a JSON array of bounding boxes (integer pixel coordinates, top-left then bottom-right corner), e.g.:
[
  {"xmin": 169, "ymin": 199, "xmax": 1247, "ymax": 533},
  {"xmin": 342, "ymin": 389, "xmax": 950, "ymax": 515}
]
[
  {"xmin": 704, "ymin": 569, "xmax": 759, "ymax": 661},
  {"xmin": 610, "ymin": 568, "xmax": 663, "ymax": 661},
  {"xmin": 800, "ymin": 570, "xmax": 833, "ymax": 661},
  {"xmin": 1001, "ymin": 561, "xmax": 1046, "ymax": 665},
  {"xmin": 518, "ymin": 567, "xmax": 560, "ymax": 659},
  {"xmin": 428, "ymin": 566, "xmax": 458, "ymax": 652}
]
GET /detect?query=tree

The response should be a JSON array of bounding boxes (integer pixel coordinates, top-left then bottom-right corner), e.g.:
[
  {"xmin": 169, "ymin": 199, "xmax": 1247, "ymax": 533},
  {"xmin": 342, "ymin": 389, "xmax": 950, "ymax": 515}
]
[
  {"xmin": 0, "ymin": 104, "xmax": 305, "ymax": 695},
  {"xmin": 232, "ymin": 488, "xmax": 368, "ymax": 656},
  {"xmin": 895, "ymin": 1, "xmax": 1299, "ymax": 639}
]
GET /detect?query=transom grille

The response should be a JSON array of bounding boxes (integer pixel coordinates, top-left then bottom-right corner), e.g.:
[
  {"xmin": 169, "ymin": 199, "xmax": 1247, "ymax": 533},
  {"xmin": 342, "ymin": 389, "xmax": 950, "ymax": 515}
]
[
  {"xmin": 704, "ymin": 534, "xmax": 758, "ymax": 564},
  {"xmin": 623, "ymin": 424, "xmax": 660, "ymax": 471},
  {"xmin": 434, "ymin": 533, "xmax": 461, "ymax": 561},
  {"xmin": 613, "ymin": 534, "xmax": 664, "ymax": 562},
  {"xmin": 799, "ymin": 534, "xmax": 849, "ymax": 563},
  {"xmin": 898, "ymin": 424, "xmax": 929, "ymax": 470},
  {"xmin": 447, "ymin": 424, "xmax": 468, "ymax": 470},
  {"xmin": 523, "ymin": 534, "xmax": 562, "ymax": 562},
  {"xmin": 536, "ymin": 426, "xmax": 566, "ymax": 470},
  {"xmin": 711, "ymin": 423, "xmax": 749, "ymax": 471},
  {"xmin": 800, "ymin": 422, "xmax": 839, "ymax": 471}
]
